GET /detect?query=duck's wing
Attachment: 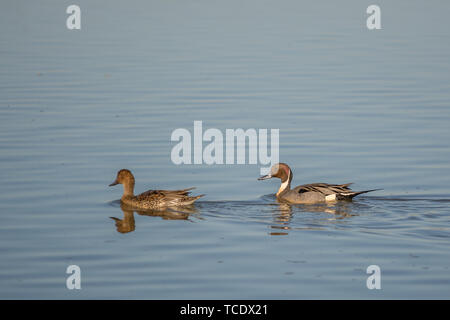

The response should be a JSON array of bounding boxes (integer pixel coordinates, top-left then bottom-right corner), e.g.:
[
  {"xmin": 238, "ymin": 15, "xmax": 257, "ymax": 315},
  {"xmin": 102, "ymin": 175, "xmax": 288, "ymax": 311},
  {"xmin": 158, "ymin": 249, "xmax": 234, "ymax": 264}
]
[
  {"xmin": 293, "ymin": 183, "xmax": 380, "ymax": 200},
  {"xmin": 136, "ymin": 188, "xmax": 204, "ymax": 206},
  {"xmin": 292, "ymin": 183, "xmax": 353, "ymax": 196},
  {"xmin": 138, "ymin": 187, "xmax": 196, "ymax": 198}
]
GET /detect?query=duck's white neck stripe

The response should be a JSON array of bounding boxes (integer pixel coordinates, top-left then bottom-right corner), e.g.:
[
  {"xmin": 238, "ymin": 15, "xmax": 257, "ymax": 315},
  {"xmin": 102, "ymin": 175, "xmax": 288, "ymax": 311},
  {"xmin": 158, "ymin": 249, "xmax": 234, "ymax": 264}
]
[{"xmin": 277, "ymin": 169, "xmax": 290, "ymax": 196}]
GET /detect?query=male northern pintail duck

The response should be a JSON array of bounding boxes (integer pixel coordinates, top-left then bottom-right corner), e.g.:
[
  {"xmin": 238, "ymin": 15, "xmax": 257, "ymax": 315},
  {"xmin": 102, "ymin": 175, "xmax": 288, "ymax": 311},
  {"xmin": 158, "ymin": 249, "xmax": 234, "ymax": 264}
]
[
  {"xmin": 258, "ymin": 163, "xmax": 380, "ymax": 204},
  {"xmin": 109, "ymin": 169, "xmax": 204, "ymax": 209}
]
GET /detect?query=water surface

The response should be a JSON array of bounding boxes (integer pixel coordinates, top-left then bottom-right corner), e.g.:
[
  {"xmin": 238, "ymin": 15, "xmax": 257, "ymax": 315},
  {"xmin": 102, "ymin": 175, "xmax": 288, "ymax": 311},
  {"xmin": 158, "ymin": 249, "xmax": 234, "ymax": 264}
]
[{"xmin": 1, "ymin": 0, "xmax": 450, "ymax": 299}]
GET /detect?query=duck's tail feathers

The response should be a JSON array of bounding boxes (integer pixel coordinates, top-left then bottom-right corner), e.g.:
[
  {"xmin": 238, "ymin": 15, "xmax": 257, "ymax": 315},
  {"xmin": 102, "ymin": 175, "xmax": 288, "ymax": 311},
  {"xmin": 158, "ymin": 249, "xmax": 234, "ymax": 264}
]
[
  {"xmin": 182, "ymin": 194, "xmax": 205, "ymax": 205},
  {"xmin": 166, "ymin": 194, "xmax": 205, "ymax": 207},
  {"xmin": 172, "ymin": 187, "xmax": 197, "ymax": 196},
  {"xmin": 337, "ymin": 188, "xmax": 382, "ymax": 200},
  {"xmin": 180, "ymin": 187, "xmax": 196, "ymax": 192}
]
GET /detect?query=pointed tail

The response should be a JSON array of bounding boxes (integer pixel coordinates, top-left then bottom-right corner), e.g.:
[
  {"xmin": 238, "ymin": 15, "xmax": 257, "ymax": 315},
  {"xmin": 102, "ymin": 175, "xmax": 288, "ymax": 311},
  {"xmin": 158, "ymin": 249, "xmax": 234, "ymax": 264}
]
[
  {"xmin": 183, "ymin": 194, "xmax": 205, "ymax": 205},
  {"xmin": 338, "ymin": 188, "xmax": 382, "ymax": 200}
]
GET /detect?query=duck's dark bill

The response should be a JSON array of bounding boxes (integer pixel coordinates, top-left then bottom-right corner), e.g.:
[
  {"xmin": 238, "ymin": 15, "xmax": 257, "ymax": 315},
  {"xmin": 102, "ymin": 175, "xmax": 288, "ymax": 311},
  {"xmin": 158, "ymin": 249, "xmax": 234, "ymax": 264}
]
[
  {"xmin": 258, "ymin": 174, "xmax": 272, "ymax": 180},
  {"xmin": 109, "ymin": 181, "xmax": 118, "ymax": 186}
]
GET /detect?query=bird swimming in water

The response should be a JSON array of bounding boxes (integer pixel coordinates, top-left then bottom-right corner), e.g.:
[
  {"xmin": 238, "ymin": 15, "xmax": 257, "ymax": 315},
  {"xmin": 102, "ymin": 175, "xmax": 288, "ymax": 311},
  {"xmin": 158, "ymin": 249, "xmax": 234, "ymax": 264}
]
[
  {"xmin": 258, "ymin": 163, "xmax": 380, "ymax": 204},
  {"xmin": 109, "ymin": 169, "xmax": 204, "ymax": 210}
]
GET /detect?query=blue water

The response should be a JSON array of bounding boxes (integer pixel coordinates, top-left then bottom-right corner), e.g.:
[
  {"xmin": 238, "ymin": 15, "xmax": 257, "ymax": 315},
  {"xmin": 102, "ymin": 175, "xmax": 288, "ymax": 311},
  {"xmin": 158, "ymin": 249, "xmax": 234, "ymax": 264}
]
[{"xmin": 1, "ymin": 0, "xmax": 450, "ymax": 299}]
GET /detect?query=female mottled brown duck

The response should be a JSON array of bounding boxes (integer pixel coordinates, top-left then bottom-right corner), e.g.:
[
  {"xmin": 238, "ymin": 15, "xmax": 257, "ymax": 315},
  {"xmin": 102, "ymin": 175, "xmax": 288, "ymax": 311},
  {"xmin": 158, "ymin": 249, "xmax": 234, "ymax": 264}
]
[{"xmin": 109, "ymin": 169, "xmax": 204, "ymax": 210}]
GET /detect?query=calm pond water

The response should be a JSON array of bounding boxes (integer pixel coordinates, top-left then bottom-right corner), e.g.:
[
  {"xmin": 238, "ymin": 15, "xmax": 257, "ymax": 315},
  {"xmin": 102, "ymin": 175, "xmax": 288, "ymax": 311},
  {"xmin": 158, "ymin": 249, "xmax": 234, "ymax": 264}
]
[{"xmin": 1, "ymin": 1, "xmax": 450, "ymax": 299}]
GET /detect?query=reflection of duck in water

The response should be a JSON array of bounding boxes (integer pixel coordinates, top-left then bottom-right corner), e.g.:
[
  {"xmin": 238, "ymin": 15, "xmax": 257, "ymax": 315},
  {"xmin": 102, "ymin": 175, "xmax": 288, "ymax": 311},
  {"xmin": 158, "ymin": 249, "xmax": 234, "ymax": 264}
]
[
  {"xmin": 269, "ymin": 201, "xmax": 356, "ymax": 235},
  {"xmin": 269, "ymin": 203, "xmax": 293, "ymax": 236},
  {"xmin": 259, "ymin": 163, "xmax": 380, "ymax": 204},
  {"xmin": 110, "ymin": 207, "xmax": 135, "ymax": 234},
  {"xmin": 109, "ymin": 169, "xmax": 204, "ymax": 209},
  {"xmin": 133, "ymin": 204, "xmax": 198, "ymax": 220},
  {"xmin": 110, "ymin": 204, "xmax": 198, "ymax": 233}
]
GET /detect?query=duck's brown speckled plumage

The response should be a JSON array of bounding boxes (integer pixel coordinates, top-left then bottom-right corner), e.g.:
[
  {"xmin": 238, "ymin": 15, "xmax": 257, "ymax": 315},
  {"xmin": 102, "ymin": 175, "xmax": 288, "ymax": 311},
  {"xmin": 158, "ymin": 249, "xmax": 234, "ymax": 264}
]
[
  {"xmin": 109, "ymin": 169, "xmax": 204, "ymax": 210},
  {"xmin": 123, "ymin": 187, "xmax": 203, "ymax": 209},
  {"xmin": 258, "ymin": 163, "xmax": 380, "ymax": 204}
]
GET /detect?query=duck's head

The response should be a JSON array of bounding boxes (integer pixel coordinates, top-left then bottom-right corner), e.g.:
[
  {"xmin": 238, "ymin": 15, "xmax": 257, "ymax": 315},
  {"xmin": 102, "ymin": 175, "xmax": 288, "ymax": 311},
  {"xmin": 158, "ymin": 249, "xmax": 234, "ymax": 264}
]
[
  {"xmin": 109, "ymin": 169, "xmax": 135, "ymax": 187},
  {"xmin": 258, "ymin": 163, "xmax": 292, "ymax": 182}
]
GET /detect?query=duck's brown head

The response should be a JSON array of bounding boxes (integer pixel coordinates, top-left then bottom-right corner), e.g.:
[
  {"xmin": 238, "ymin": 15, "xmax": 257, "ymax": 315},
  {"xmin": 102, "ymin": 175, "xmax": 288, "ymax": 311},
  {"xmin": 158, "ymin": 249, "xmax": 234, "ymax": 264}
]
[
  {"xmin": 109, "ymin": 169, "xmax": 135, "ymax": 187},
  {"xmin": 258, "ymin": 163, "xmax": 292, "ymax": 183}
]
